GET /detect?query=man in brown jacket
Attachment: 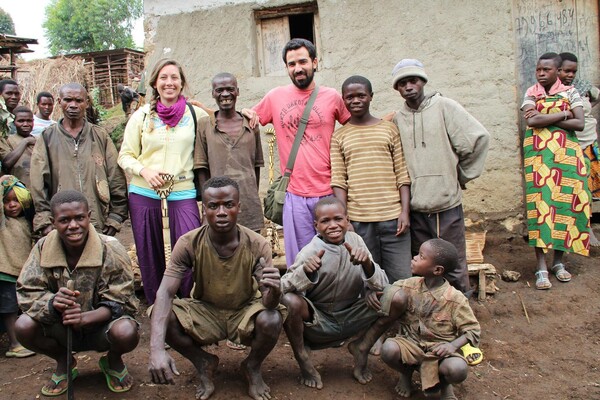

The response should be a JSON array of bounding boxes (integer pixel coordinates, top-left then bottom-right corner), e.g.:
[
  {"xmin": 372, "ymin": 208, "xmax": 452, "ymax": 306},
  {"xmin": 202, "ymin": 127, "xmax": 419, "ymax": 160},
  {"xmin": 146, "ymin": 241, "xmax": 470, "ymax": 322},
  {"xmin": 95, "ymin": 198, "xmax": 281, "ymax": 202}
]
[{"xmin": 30, "ymin": 83, "xmax": 128, "ymax": 236}]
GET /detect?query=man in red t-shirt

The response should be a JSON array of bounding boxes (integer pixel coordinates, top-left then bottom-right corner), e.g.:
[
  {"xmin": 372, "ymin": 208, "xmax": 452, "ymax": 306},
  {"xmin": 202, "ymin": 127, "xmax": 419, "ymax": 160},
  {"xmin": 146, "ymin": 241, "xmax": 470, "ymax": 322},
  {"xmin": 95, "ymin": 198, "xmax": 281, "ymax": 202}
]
[{"xmin": 250, "ymin": 38, "xmax": 350, "ymax": 266}]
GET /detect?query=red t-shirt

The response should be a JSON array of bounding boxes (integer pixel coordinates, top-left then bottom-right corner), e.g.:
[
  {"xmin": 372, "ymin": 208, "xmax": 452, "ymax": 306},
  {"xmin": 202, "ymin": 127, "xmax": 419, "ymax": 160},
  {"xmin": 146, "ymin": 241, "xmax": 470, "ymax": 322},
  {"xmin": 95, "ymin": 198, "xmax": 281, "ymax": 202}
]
[{"xmin": 253, "ymin": 85, "xmax": 350, "ymax": 197}]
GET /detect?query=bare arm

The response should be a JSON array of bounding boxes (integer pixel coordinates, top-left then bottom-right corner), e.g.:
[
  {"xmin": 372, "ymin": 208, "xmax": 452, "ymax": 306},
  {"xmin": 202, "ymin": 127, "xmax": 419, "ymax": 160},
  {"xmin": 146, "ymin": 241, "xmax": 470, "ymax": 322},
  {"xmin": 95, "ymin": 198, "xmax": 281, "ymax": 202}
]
[
  {"xmin": 555, "ymin": 106, "xmax": 584, "ymax": 131},
  {"xmin": 332, "ymin": 187, "xmax": 348, "ymax": 208},
  {"xmin": 256, "ymin": 258, "xmax": 281, "ymax": 310},
  {"xmin": 148, "ymin": 275, "xmax": 181, "ymax": 385},
  {"xmin": 396, "ymin": 184, "xmax": 410, "ymax": 236},
  {"xmin": 196, "ymin": 169, "xmax": 210, "ymax": 201},
  {"xmin": 523, "ymin": 105, "xmax": 569, "ymax": 128}
]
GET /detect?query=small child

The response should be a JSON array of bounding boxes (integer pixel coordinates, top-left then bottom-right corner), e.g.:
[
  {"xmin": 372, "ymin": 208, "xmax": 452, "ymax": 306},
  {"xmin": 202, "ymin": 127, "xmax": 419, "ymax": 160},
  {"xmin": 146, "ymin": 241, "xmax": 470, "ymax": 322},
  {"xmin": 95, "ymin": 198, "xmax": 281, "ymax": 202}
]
[
  {"xmin": 0, "ymin": 106, "xmax": 36, "ymax": 188},
  {"xmin": 379, "ymin": 238, "xmax": 480, "ymax": 399},
  {"xmin": 0, "ymin": 175, "xmax": 35, "ymax": 358}
]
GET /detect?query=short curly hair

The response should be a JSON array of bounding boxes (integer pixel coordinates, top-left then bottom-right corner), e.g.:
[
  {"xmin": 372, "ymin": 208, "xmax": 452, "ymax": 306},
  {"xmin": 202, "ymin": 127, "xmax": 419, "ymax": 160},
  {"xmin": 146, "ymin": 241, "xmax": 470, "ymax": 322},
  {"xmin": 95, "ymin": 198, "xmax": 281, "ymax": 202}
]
[
  {"xmin": 425, "ymin": 238, "xmax": 459, "ymax": 274},
  {"xmin": 50, "ymin": 190, "xmax": 89, "ymax": 216}
]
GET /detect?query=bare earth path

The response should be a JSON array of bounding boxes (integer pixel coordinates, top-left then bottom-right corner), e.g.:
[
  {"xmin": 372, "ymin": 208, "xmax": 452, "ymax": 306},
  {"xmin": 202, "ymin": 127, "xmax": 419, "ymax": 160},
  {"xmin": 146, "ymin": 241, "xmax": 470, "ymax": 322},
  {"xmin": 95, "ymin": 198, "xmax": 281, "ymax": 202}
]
[{"xmin": 1, "ymin": 223, "xmax": 599, "ymax": 400}]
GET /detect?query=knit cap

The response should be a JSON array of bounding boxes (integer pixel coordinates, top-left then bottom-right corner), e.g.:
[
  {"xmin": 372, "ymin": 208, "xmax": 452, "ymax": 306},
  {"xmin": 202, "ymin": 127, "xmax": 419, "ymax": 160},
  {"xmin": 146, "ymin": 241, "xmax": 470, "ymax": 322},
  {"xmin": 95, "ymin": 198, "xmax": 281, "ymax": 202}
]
[{"xmin": 392, "ymin": 59, "xmax": 428, "ymax": 89}]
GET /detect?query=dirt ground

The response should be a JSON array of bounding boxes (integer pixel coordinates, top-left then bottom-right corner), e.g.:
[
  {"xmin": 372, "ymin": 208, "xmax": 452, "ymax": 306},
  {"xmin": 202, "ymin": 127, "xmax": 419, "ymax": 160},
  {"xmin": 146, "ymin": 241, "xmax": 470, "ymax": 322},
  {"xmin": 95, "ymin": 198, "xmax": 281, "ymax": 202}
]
[{"xmin": 1, "ymin": 221, "xmax": 600, "ymax": 400}]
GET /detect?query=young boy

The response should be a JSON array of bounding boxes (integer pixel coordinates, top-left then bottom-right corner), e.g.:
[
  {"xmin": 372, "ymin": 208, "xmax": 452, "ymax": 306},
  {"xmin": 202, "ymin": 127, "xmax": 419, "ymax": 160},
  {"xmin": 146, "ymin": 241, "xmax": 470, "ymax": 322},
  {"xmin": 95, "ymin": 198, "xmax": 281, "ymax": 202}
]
[
  {"xmin": 280, "ymin": 197, "xmax": 388, "ymax": 389},
  {"xmin": 16, "ymin": 190, "xmax": 139, "ymax": 396},
  {"xmin": 331, "ymin": 75, "xmax": 411, "ymax": 283},
  {"xmin": 0, "ymin": 175, "xmax": 35, "ymax": 358},
  {"xmin": 0, "ymin": 106, "xmax": 36, "ymax": 188},
  {"xmin": 390, "ymin": 59, "xmax": 490, "ymax": 295},
  {"xmin": 379, "ymin": 239, "xmax": 480, "ymax": 399}
]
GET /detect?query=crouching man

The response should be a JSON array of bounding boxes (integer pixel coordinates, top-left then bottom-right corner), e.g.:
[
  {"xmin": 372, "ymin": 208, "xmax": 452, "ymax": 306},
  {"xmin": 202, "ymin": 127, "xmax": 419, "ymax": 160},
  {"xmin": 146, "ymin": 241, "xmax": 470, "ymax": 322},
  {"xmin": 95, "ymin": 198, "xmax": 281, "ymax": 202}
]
[
  {"xmin": 15, "ymin": 190, "xmax": 140, "ymax": 396},
  {"xmin": 148, "ymin": 176, "xmax": 285, "ymax": 400},
  {"xmin": 281, "ymin": 197, "xmax": 404, "ymax": 389}
]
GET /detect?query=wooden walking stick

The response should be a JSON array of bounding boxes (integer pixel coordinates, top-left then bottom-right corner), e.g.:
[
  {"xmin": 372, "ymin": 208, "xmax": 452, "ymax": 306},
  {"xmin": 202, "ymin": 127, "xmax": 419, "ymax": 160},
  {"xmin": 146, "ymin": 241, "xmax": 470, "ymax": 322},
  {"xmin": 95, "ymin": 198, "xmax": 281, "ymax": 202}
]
[
  {"xmin": 264, "ymin": 128, "xmax": 281, "ymax": 256},
  {"xmin": 154, "ymin": 174, "xmax": 175, "ymax": 263},
  {"xmin": 66, "ymin": 279, "xmax": 75, "ymax": 400}
]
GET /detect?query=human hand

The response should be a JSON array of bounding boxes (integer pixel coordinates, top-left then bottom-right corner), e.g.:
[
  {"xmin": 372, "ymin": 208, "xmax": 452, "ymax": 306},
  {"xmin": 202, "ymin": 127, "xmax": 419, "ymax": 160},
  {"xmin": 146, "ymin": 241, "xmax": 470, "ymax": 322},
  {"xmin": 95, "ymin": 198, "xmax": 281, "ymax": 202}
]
[
  {"xmin": 102, "ymin": 226, "xmax": 118, "ymax": 236},
  {"xmin": 523, "ymin": 108, "xmax": 539, "ymax": 119},
  {"xmin": 431, "ymin": 342, "xmax": 457, "ymax": 358},
  {"xmin": 259, "ymin": 258, "xmax": 281, "ymax": 290},
  {"xmin": 564, "ymin": 110, "xmax": 573, "ymax": 119},
  {"xmin": 140, "ymin": 168, "xmax": 167, "ymax": 189},
  {"xmin": 149, "ymin": 350, "xmax": 180, "ymax": 385},
  {"xmin": 344, "ymin": 242, "xmax": 372, "ymax": 269},
  {"xmin": 62, "ymin": 303, "xmax": 83, "ymax": 328},
  {"xmin": 396, "ymin": 213, "xmax": 410, "ymax": 236},
  {"xmin": 365, "ymin": 290, "xmax": 383, "ymax": 311},
  {"xmin": 52, "ymin": 286, "xmax": 80, "ymax": 314},
  {"xmin": 241, "ymin": 108, "xmax": 259, "ymax": 129},
  {"xmin": 303, "ymin": 249, "xmax": 325, "ymax": 274},
  {"xmin": 26, "ymin": 136, "xmax": 37, "ymax": 146}
]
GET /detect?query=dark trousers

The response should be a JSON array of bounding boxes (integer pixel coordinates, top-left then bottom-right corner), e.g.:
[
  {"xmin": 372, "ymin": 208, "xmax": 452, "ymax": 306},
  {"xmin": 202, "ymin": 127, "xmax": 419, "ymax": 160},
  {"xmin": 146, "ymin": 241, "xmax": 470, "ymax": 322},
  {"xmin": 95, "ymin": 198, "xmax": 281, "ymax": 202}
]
[
  {"xmin": 352, "ymin": 219, "xmax": 412, "ymax": 283},
  {"xmin": 410, "ymin": 205, "xmax": 470, "ymax": 294}
]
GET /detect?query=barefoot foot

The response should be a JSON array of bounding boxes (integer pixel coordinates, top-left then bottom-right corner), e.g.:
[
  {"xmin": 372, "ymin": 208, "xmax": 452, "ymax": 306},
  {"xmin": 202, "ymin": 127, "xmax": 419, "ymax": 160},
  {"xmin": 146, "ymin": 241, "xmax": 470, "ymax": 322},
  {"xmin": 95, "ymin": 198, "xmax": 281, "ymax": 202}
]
[
  {"xmin": 348, "ymin": 339, "xmax": 372, "ymax": 384},
  {"xmin": 295, "ymin": 345, "xmax": 323, "ymax": 389},
  {"xmin": 192, "ymin": 354, "xmax": 218, "ymax": 400},
  {"xmin": 242, "ymin": 359, "xmax": 272, "ymax": 400},
  {"xmin": 440, "ymin": 383, "xmax": 458, "ymax": 400},
  {"xmin": 394, "ymin": 372, "xmax": 413, "ymax": 398}
]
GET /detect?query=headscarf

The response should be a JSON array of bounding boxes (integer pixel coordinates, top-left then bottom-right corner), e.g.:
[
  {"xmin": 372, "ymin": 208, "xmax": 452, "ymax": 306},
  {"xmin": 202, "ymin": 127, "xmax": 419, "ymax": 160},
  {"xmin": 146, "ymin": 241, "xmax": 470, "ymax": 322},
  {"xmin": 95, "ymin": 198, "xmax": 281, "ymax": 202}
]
[
  {"xmin": 526, "ymin": 78, "xmax": 572, "ymax": 100},
  {"xmin": 156, "ymin": 95, "xmax": 187, "ymax": 128},
  {"xmin": 2, "ymin": 175, "xmax": 33, "ymax": 221}
]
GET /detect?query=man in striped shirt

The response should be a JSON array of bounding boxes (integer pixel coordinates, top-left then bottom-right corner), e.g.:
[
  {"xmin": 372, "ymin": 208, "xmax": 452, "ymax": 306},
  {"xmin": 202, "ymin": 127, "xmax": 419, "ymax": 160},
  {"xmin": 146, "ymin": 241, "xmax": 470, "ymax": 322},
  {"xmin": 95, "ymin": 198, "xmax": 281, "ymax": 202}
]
[{"xmin": 331, "ymin": 75, "xmax": 411, "ymax": 283}]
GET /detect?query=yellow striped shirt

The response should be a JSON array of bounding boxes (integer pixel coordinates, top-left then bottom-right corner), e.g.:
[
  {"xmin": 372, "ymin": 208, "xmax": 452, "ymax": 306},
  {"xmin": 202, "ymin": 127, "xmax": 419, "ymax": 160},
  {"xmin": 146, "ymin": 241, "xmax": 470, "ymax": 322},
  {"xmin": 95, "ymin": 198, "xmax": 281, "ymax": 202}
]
[{"xmin": 331, "ymin": 120, "xmax": 410, "ymax": 222}]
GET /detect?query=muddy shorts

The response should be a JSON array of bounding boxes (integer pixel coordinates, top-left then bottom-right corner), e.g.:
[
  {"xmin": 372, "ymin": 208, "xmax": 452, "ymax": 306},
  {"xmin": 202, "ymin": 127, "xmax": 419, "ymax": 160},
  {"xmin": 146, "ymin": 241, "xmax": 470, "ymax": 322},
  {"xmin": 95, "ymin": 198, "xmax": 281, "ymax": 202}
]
[
  {"xmin": 171, "ymin": 298, "xmax": 286, "ymax": 346},
  {"xmin": 302, "ymin": 297, "xmax": 379, "ymax": 349},
  {"xmin": 380, "ymin": 284, "xmax": 466, "ymax": 391},
  {"xmin": 0, "ymin": 280, "xmax": 18, "ymax": 314},
  {"xmin": 41, "ymin": 315, "xmax": 139, "ymax": 352}
]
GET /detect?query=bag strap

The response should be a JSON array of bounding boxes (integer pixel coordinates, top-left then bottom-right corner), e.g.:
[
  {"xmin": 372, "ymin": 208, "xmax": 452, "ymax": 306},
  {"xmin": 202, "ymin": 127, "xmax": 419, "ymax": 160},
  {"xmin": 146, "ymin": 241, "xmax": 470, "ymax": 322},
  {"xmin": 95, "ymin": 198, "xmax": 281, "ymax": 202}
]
[
  {"xmin": 187, "ymin": 102, "xmax": 197, "ymax": 133},
  {"xmin": 283, "ymin": 86, "xmax": 320, "ymax": 177}
]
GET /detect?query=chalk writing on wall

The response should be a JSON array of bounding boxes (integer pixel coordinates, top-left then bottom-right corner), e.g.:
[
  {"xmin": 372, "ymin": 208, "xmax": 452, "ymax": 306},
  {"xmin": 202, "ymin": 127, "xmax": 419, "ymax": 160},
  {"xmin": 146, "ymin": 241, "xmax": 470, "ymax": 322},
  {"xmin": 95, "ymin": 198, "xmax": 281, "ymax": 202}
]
[{"xmin": 513, "ymin": 0, "xmax": 597, "ymax": 96}]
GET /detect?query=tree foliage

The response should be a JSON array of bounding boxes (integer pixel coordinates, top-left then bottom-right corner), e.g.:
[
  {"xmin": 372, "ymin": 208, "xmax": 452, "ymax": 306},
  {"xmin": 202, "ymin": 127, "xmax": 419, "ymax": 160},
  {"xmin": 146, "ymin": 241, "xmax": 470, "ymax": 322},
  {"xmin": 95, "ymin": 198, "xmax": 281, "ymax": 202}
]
[
  {"xmin": 0, "ymin": 8, "xmax": 16, "ymax": 35},
  {"xmin": 44, "ymin": 0, "xmax": 142, "ymax": 55}
]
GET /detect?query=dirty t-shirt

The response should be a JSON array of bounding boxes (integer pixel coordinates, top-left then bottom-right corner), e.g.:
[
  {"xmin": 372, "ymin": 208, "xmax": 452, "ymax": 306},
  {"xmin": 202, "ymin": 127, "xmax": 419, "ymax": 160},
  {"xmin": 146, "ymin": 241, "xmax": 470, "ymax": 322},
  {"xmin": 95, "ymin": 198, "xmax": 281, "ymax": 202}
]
[
  {"xmin": 195, "ymin": 111, "xmax": 265, "ymax": 231},
  {"xmin": 164, "ymin": 225, "xmax": 272, "ymax": 310},
  {"xmin": 253, "ymin": 85, "xmax": 350, "ymax": 197},
  {"xmin": 0, "ymin": 135, "xmax": 34, "ymax": 188}
]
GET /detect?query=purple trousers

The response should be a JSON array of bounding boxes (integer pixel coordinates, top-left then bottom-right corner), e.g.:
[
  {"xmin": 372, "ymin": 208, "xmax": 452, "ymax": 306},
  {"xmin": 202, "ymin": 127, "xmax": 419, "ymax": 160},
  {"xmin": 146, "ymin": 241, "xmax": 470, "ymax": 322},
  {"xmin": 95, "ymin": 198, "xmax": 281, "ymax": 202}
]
[
  {"xmin": 283, "ymin": 192, "xmax": 333, "ymax": 266},
  {"xmin": 129, "ymin": 193, "xmax": 201, "ymax": 304}
]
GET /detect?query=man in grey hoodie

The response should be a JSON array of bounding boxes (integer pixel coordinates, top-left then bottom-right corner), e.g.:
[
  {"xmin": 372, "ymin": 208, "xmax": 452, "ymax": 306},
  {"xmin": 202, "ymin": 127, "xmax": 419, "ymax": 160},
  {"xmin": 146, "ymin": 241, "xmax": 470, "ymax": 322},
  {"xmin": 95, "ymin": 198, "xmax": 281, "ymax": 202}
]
[{"xmin": 390, "ymin": 59, "xmax": 490, "ymax": 295}]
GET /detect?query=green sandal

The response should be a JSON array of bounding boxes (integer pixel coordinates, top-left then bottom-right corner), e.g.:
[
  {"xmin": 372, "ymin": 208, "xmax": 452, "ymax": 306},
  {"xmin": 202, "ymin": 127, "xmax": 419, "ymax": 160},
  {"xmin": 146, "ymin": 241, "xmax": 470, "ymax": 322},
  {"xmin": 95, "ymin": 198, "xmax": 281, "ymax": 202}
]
[
  {"xmin": 551, "ymin": 263, "xmax": 572, "ymax": 282},
  {"xmin": 98, "ymin": 355, "xmax": 133, "ymax": 393},
  {"xmin": 40, "ymin": 368, "xmax": 79, "ymax": 397}
]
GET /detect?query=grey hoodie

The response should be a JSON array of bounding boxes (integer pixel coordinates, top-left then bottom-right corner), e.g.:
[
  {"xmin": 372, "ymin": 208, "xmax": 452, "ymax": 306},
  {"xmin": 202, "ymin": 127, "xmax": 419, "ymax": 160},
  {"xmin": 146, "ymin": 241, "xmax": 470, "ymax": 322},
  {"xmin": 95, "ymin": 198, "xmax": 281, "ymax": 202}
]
[{"xmin": 393, "ymin": 92, "xmax": 489, "ymax": 213}]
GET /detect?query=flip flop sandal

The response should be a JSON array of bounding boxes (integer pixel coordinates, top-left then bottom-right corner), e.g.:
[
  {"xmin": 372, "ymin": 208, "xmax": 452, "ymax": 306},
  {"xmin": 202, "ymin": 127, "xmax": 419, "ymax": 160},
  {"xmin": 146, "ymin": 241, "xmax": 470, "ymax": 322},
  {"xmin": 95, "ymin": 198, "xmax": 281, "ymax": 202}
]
[
  {"xmin": 551, "ymin": 263, "xmax": 572, "ymax": 282},
  {"xmin": 460, "ymin": 343, "xmax": 483, "ymax": 366},
  {"xmin": 226, "ymin": 340, "xmax": 247, "ymax": 350},
  {"xmin": 98, "ymin": 355, "xmax": 133, "ymax": 393},
  {"xmin": 535, "ymin": 270, "xmax": 552, "ymax": 290},
  {"xmin": 40, "ymin": 367, "xmax": 79, "ymax": 397},
  {"xmin": 5, "ymin": 345, "xmax": 36, "ymax": 358}
]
